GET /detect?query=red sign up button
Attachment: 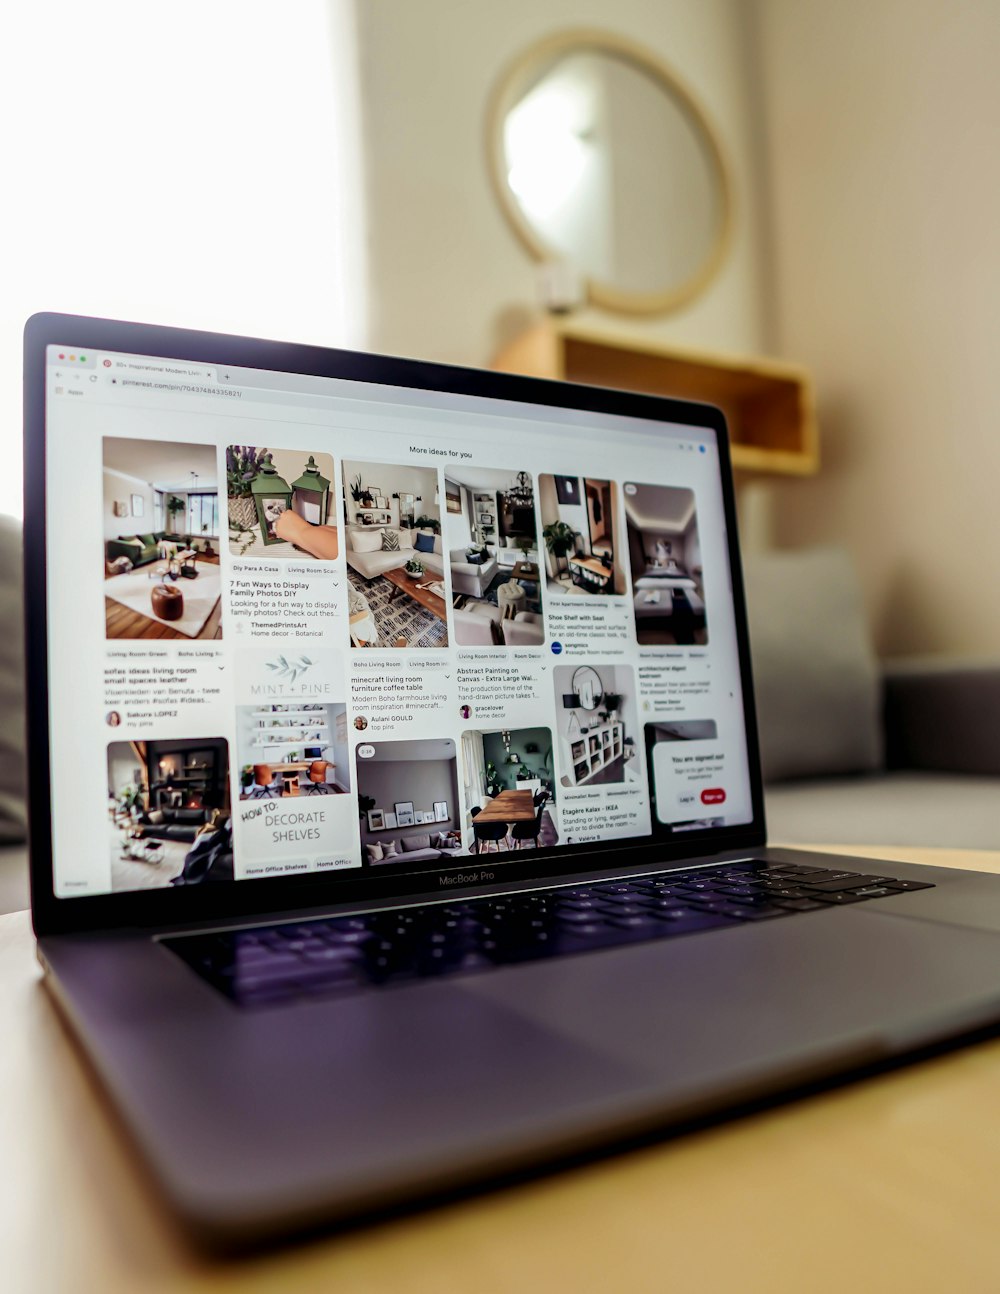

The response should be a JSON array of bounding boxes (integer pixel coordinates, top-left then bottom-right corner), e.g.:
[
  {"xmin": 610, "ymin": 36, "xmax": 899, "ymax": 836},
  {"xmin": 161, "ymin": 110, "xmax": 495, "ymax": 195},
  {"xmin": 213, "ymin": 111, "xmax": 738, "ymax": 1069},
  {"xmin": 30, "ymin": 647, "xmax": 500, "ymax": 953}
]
[{"xmin": 701, "ymin": 788, "xmax": 726, "ymax": 805}]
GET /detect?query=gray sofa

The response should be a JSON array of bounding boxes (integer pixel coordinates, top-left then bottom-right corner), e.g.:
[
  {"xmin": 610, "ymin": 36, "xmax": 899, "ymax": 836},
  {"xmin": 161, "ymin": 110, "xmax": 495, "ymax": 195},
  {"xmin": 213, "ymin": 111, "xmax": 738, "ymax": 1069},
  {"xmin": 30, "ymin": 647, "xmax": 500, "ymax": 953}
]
[{"xmin": 745, "ymin": 548, "xmax": 1000, "ymax": 849}]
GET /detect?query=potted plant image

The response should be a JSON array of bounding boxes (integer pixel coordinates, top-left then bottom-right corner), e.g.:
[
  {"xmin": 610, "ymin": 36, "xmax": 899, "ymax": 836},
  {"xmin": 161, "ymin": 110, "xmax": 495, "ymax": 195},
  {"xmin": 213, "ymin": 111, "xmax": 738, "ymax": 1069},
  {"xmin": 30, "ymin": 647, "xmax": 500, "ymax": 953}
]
[
  {"xmin": 404, "ymin": 556, "xmax": 425, "ymax": 580},
  {"xmin": 415, "ymin": 515, "xmax": 441, "ymax": 534},
  {"xmin": 227, "ymin": 446, "xmax": 268, "ymax": 530},
  {"xmin": 602, "ymin": 691, "xmax": 622, "ymax": 718},
  {"xmin": 542, "ymin": 520, "xmax": 576, "ymax": 576},
  {"xmin": 165, "ymin": 495, "xmax": 186, "ymax": 535},
  {"xmin": 518, "ymin": 538, "xmax": 534, "ymax": 572},
  {"xmin": 484, "ymin": 760, "xmax": 502, "ymax": 797}
]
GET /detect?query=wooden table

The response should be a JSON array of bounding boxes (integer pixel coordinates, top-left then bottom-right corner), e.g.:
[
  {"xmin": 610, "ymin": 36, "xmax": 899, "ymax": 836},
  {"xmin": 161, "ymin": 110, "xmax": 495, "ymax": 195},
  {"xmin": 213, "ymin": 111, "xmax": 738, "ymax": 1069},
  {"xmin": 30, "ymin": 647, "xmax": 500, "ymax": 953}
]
[
  {"xmin": 473, "ymin": 789, "xmax": 535, "ymax": 822},
  {"xmin": 383, "ymin": 566, "xmax": 447, "ymax": 622},
  {"xmin": 7, "ymin": 847, "xmax": 1000, "ymax": 1291}
]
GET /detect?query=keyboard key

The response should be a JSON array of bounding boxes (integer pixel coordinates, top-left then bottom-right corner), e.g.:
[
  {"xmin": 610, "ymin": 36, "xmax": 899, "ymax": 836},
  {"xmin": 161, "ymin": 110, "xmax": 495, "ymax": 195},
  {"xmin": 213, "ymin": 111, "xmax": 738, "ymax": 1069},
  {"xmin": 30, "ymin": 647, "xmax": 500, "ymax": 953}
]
[{"xmin": 883, "ymin": 880, "xmax": 935, "ymax": 892}]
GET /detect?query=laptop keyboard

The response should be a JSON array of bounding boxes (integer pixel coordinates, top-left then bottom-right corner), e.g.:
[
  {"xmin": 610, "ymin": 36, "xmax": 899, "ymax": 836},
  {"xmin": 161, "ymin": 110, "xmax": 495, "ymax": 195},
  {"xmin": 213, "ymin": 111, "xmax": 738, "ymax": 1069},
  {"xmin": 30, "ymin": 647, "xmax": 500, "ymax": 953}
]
[{"xmin": 164, "ymin": 860, "xmax": 933, "ymax": 1008}]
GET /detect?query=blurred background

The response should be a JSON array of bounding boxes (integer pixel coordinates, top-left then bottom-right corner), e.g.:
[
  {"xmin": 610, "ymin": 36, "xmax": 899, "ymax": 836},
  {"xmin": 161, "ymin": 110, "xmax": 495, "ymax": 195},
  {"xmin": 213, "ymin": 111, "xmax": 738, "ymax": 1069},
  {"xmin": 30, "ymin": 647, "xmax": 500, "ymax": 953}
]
[{"xmin": 2, "ymin": 0, "xmax": 998, "ymax": 907}]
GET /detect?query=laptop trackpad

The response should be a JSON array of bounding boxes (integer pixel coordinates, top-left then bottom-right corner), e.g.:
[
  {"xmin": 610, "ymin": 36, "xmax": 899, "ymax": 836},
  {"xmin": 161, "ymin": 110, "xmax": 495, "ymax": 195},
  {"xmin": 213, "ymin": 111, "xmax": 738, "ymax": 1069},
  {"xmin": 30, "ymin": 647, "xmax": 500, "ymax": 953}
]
[{"xmin": 459, "ymin": 909, "xmax": 1000, "ymax": 1083}]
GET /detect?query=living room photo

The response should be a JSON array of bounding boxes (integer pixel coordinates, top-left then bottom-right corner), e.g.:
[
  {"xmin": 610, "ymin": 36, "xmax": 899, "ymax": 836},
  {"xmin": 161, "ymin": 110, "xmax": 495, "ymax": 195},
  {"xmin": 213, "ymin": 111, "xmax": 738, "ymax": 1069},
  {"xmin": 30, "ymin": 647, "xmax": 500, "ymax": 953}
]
[
  {"xmin": 355, "ymin": 738, "xmax": 464, "ymax": 865},
  {"xmin": 538, "ymin": 474, "xmax": 625, "ymax": 597},
  {"xmin": 227, "ymin": 445, "xmax": 338, "ymax": 560},
  {"xmin": 459, "ymin": 727, "xmax": 558, "ymax": 852},
  {"xmin": 103, "ymin": 437, "xmax": 222, "ymax": 641},
  {"xmin": 624, "ymin": 482, "xmax": 707, "ymax": 646},
  {"xmin": 444, "ymin": 468, "xmax": 545, "ymax": 646},
  {"xmin": 107, "ymin": 737, "xmax": 232, "ymax": 891},
  {"xmin": 342, "ymin": 459, "xmax": 448, "ymax": 649},
  {"xmin": 553, "ymin": 664, "xmax": 641, "ymax": 788}
]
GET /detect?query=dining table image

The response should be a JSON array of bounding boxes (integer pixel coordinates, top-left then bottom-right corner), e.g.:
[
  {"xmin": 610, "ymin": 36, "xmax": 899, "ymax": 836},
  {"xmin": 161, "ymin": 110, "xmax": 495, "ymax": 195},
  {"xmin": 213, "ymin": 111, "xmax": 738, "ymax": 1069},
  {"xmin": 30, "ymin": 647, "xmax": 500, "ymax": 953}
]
[{"xmin": 473, "ymin": 790, "xmax": 535, "ymax": 822}]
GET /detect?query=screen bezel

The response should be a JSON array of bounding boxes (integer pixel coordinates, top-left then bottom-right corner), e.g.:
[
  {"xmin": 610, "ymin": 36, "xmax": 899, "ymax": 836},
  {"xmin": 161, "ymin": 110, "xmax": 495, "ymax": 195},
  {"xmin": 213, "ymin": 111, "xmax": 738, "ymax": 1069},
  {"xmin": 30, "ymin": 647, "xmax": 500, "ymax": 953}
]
[{"xmin": 24, "ymin": 311, "xmax": 766, "ymax": 936}]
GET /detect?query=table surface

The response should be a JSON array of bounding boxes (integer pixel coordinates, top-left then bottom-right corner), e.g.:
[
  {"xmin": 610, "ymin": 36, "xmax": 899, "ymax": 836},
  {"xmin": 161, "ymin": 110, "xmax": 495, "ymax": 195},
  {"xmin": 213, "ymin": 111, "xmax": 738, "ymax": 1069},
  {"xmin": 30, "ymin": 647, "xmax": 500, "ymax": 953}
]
[
  {"xmin": 473, "ymin": 789, "xmax": 536, "ymax": 822},
  {"xmin": 382, "ymin": 565, "xmax": 447, "ymax": 620},
  {"xmin": 7, "ymin": 846, "xmax": 1000, "ymax": 1292}
]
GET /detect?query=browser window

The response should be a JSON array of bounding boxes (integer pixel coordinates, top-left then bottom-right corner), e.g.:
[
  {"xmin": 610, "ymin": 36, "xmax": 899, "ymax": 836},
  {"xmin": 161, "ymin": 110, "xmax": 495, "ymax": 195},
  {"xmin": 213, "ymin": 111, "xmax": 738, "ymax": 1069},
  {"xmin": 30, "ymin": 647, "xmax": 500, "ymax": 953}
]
[{"xmin": 44, "ymin": 344, "xmax": 753, "ymax": 897}]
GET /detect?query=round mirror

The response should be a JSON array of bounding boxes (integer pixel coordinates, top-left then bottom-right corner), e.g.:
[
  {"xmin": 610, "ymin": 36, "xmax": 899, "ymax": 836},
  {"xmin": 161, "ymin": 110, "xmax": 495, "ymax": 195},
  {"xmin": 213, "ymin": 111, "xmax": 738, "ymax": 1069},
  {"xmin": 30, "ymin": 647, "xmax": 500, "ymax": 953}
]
[
  {"xmin": 572, "ymin": 666, "xmax": 604, "ymax": 712},
  {"xmin": 488, "ymin": 30, "xmax": 733, "ymax": 315}
]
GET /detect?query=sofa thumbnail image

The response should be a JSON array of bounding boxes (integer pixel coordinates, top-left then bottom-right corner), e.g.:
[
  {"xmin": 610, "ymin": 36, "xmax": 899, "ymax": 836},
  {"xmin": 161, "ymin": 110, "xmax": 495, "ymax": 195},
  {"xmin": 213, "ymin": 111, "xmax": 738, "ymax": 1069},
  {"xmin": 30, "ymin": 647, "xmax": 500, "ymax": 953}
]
[
  {"xmin": 343, "ymin": 458, "xmax": 448, "ymax": 649},
  {"xmin": 444, "ymin": 467, "xmax": 544, "ymax": 646},
  {"xmin": 108, "ymin": 736, "xmax": 232, "ymax": 890},
  {"xmin": 103, "ymin": 437, "xmax": 222, "ymax": 641},
  {"xmin": 356, "ymin": 738, "xmax": 464, "ymax": 863}
]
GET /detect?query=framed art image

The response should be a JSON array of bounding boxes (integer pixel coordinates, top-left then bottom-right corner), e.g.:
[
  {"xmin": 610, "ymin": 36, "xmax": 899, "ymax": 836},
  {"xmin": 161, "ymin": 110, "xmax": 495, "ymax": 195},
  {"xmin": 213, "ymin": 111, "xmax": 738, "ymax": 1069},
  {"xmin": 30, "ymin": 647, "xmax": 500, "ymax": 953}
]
[
  {"xmin": 367, "ymin": 808, "xmax": 385, "ymax": 831},
  {"xmin": 445, "ymin": 481, "xmax": 461, "ymax": 513},
  {"xmin": 131, "ymin": 493, "xmax": 144, "ymax": 517},
  {"xmin": 434, "ymin": 801, "xmax": 449, "ymax": 821},
  {"xmin": 554, "ymin": 475, "xmax": 581, "ymax": 506},
  {"xmin": 394, "ymin": 801, "xmax": 414, "ymax": 827},
  {"xmin": 383, "ymin": 811, "xmax": 397, "ymax": 830},
  {"xmin": 479, "ymin": 513, "xmax": 493, "ymax": 525},
  {"xmin": 414, "ymin": 811, "xmax": 428, "ymax": 825}
]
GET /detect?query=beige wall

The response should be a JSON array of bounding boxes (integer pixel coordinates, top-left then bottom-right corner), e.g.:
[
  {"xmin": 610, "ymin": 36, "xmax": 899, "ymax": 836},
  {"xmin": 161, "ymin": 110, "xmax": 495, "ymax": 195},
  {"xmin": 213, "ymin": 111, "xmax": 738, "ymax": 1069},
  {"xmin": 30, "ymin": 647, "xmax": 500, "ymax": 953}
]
[
  {"xmin": 354, "ymin": 0, "xmax": 768, "ymax": 365},
  {"xmin": 755, "ymin": 0, "xmax": 1000, "ymax": 655},
  {"xmin": 103, "ymin": 470, "xmax": 154, "ymax": 542}
]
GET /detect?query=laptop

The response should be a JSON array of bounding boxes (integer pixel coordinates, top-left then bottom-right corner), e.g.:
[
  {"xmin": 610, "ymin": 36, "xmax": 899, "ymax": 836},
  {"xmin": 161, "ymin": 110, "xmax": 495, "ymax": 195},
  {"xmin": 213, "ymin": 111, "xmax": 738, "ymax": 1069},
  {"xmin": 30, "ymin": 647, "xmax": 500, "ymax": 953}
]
[{"xmin": 23, "ymin": 312, "xmax": 1000, "ymax": 1250}]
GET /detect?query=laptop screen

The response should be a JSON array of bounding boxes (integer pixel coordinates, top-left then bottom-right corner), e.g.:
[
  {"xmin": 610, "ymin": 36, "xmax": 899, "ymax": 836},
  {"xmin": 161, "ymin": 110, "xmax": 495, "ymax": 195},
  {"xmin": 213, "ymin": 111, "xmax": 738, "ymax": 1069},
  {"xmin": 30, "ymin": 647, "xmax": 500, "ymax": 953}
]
[{"xmin": 38, "ymin": 331, "xmax": 756, "ymax": 904}]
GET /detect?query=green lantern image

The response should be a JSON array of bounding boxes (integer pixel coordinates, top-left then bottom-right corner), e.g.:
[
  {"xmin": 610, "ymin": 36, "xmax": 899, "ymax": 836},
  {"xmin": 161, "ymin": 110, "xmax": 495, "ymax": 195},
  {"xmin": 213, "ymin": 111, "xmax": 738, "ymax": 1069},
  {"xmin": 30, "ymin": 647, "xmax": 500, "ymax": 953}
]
[
  {"xmin": 290, "ymin": 456, "xmax": 331, "ymax": 527},
  {"xmin": 250, "ymin": 453, "xmax": 292, "ymax": 545}
]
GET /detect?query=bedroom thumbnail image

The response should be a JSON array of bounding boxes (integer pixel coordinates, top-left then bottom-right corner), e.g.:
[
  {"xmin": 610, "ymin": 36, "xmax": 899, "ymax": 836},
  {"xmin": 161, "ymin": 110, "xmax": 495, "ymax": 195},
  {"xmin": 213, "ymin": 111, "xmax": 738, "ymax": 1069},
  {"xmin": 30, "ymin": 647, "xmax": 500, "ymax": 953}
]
[
  {"xmin": 227, "ymin": 446, "xmax": 338, "ymax": 560},
  {"xmin": 624, "ymin": 483, "xmax": 707, "ymax": 645},
  {"xmin": 538, "ymin": 474, "xmax": 625, "ymax": 597},
  {"xmin": 553, "ymin": 664, "xmax": 641, "ymax": 787},
  {"xmin": 103, "ymin": 437, "xmax": 222, "ymax": 641},
  {"xmin": 459, "ymin": 728, "xmax": 558, "ymax": 852},
  {"xmin": 107, "ymin": 737, "xmax": 232, "ymax": 890},
  {"xmin": 356, "ymin": 739, "xmax": 464, "ymax": 864},
  {"xmin": 444, "ymin": 468, "xmax": 544, "ymax": 646},
  {"xmin": 343, "ymin": 460, "xmax": 448, "ymax": 649},
  {"xmin": 237, "ymin": 702, "xmax": 350, "ymax": 799}
]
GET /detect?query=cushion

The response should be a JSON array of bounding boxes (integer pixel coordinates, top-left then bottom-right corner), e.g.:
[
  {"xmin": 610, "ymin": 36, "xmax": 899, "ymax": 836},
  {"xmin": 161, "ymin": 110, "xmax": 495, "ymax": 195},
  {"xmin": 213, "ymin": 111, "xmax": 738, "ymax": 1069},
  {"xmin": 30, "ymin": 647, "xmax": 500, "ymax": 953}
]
[
  {"xmin": 174, "ymin": 808, "xmax": 205, "ymax": 823},
  {"xmin": 147, "ymin": 809, "xmax": 165, "ymax": 826},
  {"xmin": 380, "ymin": 528, "xmax": 401, "ymax": 552},
  {"xmin": 367, "ymin": 841, "xmax": 384, "ymax": 862},
  {"xmin": 350, "ymin": 529, "xmax": 383, "ymax": 553},
  {"xmin": 382, "ymin": 839, "xmax": 398, "ymax": 858},
  {"xmin": 742, "ymin": 546, "xmax": 882, "ymax": 783},
  {"xmin": 400, "ymin": 833, "xmax": 431, "ymax": 852},
  {"xmin": 138, "ymin": 533, "xmax": 156, "ymax": 547},
  {"xmin": 414, "ymin": 532, "xmax": 435, "ymax": 554},
  {"xmin": 466, "ymin": 553, "xmax": 483, "ymax": 565},
  {"xmin": 433, "ymin": 536, "xmax": 443, "ymax": 555}
]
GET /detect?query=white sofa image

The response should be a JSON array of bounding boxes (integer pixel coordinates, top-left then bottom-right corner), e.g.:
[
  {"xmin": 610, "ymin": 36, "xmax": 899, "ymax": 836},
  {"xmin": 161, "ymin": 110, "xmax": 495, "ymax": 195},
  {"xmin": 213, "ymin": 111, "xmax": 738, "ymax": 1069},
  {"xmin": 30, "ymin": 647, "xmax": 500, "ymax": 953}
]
[
  {"xmin": 345, "ymin": 527, "xmax": 445, "ymax": 580},
  {"xmin": 449, "ymin": 547, "xmax": 499, "ymax": 598},
  {"xmin": 453, "ymin": 601, "xmax": 501, "ymax": 645},
  {"xmin": 501, "ymin": 611, "xmax": 544, "ymax": 646}
]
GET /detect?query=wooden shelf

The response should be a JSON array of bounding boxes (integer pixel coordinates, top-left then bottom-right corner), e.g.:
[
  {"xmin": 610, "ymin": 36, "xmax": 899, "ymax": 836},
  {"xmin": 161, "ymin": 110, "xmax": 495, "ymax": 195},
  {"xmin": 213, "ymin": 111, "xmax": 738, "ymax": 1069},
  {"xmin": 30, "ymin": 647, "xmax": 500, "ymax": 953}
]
[{"xmin": 492, "ymin": 321, "xmax": 818, "ymax": 477}]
